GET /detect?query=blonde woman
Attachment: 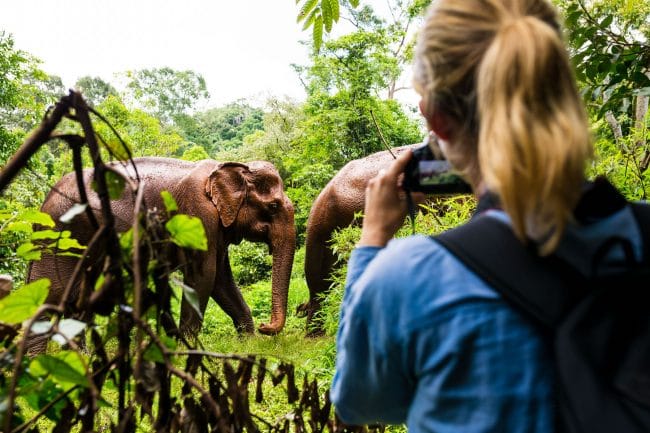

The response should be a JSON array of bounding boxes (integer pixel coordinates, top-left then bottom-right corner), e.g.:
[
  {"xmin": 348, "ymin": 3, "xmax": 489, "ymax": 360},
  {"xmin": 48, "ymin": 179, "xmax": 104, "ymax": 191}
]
[{"xmin": 330, "ymin": 0, "xmax": 645, "ymax": 431}]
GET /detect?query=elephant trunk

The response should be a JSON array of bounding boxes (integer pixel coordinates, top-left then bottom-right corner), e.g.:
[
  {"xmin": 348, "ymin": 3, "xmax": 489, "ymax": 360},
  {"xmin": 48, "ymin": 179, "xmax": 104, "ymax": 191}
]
[{"xmin": 258, "ymin": 220, "xmax": 296, "ymax": 335}]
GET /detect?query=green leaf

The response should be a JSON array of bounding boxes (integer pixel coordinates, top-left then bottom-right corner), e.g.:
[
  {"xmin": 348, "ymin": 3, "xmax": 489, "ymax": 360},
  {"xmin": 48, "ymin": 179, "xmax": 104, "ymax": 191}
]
[
  {"xmin": 160, "ymin": 333, "xmax": 177, "ymax": 352},
  {"xmin": 142, "ymin": 333, "xmax": 177, "ymax": 363},
  {"xmin": 6, "ymin": 220, "xmax": 33, "ymax": 233},
  {"xmin": 32, "ymin": 230, "xmax": 67, "ymax": 240},
  {"xmin": 313, "ymin": 14, "xmax": 323, "ymax": 52},
  {"xmin": 597, "ymin": 60, "xmax": 611, "ymax": 74},
  {"xmin": 16, "ymin": 242, "xmax": 41, "ymax": 260},
  {"xmin": 120, "ymin": 228, "xmax": 134, "ymax": 252},
  {"xmin": 55, "ymin": 251, "xmax": 83, "ymax": 258},
  {"xmin": 297, "ymin": 0, "xmax": 319, "ymax": 23},
  {"xmin": 29, "ymin": 352, "xmax": 89, "ymax": 389},
  {"xmin": 160, "ymin": 190, "xmax": 178, "ymax": 212},
  {"xmin": 330, "ymin": 0, "xmax": 340, "ymax": 22},
  {"xmin": 49, "ymin": 237, "xmax": 85, "ymax": 251},
  {"xmin": 18, "ymin": 209, "xmax": 55, "ymax": 228},
  {"xmin": 302, "ymin": 6, "xmax": 319, "ymax": 31},
  {"xmin": 91, "ymin": 170, "xmax": 125, "ymax": 200},
  {"xmin": 600, "ymin": 14, "xmax": 613, "ymax": 28},
  {"xmin": 349, "ymin": 0, "xmax": 359, "ymax": 8},
  {"xmin": 165, "ymin": 214, "xmax": 208, "ymax": 251},
  {"xmin": 59, "ymin": 203, "xmax": 88, "ymax": 224},
  {"xmin": 0, "ymin": 278, "xmax": 50, "ymax": 324},
  {"xmin": 172, "ymin": 277, "xmax": 202, "ymax": 320},
  {"xmin": 322, "ymin": 0, "xmax": 333, "ymax": 33},
  {"xmin": 101, "ymin": 136, "xmax": 132, "ymax": 161},
  {"xmin": 22, "ymin": 378, "xmax": 68, "ymax": 422},
  {"xmin": 143, "ymin": 342, "xmax": 165, "ymax": 363}
]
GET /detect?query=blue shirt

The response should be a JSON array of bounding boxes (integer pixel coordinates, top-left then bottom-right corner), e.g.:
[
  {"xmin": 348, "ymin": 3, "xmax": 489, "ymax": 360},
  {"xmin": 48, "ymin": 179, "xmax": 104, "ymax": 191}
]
[{"xmin": 330, "ymin": 205, "xmax": 643, "ymax": 433}]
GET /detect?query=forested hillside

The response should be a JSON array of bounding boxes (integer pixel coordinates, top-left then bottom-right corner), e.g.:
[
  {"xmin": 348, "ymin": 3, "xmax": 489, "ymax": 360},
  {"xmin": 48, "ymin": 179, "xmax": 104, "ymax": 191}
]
[{"xmin": 0, "ymin": 0, "xmax": 648, "ymax": 431}]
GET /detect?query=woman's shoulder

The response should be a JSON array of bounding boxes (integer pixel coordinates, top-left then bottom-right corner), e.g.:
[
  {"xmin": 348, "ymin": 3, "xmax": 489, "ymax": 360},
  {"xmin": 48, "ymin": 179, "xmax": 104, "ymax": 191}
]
[{"xmin": 354, "ymin": 234, "xmax": 503, "ymax": 330}]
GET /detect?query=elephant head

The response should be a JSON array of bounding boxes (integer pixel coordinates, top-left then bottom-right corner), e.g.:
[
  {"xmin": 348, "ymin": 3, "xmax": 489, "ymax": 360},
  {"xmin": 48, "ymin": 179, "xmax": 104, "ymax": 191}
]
[{"xmin": 204, "ymin": 161, "xmax": 296, "ymax": 335}]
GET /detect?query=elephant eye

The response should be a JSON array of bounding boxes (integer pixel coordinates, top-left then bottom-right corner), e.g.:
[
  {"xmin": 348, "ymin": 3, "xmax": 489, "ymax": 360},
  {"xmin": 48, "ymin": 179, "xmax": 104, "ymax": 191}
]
[{"xmin": 268, "ymin": 201, "xmax": 279, "ymax": 214}]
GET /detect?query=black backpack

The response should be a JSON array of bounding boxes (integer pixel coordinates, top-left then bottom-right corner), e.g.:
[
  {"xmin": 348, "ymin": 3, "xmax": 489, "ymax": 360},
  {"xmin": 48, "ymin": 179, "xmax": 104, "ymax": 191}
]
[{"xmin": 433, "ymin": 179, "xmax": 650, "ymax": 433}]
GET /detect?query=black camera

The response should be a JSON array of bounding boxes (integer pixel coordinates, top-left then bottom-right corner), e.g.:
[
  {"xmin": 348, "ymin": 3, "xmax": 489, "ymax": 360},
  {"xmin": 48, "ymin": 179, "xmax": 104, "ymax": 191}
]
[{"xmin": 402, "ymin": 139, "xmax": 472, "ymax": 194}]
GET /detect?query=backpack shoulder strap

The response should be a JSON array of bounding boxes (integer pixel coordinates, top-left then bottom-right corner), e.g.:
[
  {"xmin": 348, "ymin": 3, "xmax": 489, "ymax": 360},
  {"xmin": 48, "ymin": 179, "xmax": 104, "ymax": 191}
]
[{"xmin": 434, "ymin": 215, "xmax": 583, "ymax": 328}]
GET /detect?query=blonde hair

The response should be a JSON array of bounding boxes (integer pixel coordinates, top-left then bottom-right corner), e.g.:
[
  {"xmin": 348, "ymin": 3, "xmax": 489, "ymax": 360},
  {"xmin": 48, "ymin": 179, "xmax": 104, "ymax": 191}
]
[{"xmin": 413, "ymin": 0, "xmax": 592, "ymax": 254}]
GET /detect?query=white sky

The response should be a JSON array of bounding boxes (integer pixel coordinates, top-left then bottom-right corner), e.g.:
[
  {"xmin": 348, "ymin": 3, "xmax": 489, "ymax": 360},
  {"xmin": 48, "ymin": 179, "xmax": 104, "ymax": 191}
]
[{"xmin": 1, "ymin": 0, "xmax": 316, "ymax": 108}]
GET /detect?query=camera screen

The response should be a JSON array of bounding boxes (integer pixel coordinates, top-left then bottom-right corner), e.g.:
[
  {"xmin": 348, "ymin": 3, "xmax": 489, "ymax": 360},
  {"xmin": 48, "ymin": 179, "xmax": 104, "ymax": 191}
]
[{"xmin": 418, "ymin": 160, "xmax": 457, "ymax": 186}]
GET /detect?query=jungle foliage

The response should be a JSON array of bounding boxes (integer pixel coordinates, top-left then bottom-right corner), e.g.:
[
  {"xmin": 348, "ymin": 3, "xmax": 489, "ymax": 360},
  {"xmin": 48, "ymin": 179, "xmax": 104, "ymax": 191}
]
[{"xmin": 0, "ymin": 0, "xmax": 648, "ymax": 431}]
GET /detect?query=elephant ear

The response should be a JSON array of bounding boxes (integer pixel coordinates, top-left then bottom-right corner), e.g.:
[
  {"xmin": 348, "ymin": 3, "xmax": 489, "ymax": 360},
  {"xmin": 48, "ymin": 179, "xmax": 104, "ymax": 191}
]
[{"xmin": 205, "ymin": 162, "xmax": 249, "ymax": 228}]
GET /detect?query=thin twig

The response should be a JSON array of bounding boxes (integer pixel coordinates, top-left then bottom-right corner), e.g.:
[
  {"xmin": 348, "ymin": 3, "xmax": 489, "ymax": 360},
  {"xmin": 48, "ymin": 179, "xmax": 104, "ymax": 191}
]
[{"xmin": 369, "ymin": 110, "xmax": 396, "ymax": 159}]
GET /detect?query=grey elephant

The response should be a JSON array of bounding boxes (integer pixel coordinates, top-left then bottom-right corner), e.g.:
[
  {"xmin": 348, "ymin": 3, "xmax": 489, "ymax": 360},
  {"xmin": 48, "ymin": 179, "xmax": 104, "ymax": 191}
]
[
  {"xmin": 300, "ymin": 145, "xmax": 418, "ymax": 335},
  {"xmin": 28, "ymin": 157, "xmax": 296, "ymax": 338}
]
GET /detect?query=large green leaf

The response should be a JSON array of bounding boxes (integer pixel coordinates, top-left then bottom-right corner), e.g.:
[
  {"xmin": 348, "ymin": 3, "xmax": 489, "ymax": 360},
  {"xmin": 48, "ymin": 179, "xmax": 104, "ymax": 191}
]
[
  {"xmin": 6, "ymin": 220, "xmax": 33, "ymax": 233},
  {"xmin": 32, "ymin": 230, "xmax": 67, "ymax": 240},
  {"xmin": 313, "ymin": 14, "xmax": 324, "ymax": 52},
  {"xmin": 330, "ymin": 0, "xmax": 340, "ymax": 23},
  {"xmin": 119, "ymin": 228, "xmax": 134, "ymax": 252},
  {"xmin": 171, "ymin": 277, "xmax": 202, "ymax": 320},
  {"xmin": 322, "ymin": 0, "xmax": 333, "ymax": 33},
  {"xmin": 165, "ymin": 214, "xmax": 208, "ymax": 251},
  {"xmin": 29, "ymin": 352, "xmax": 89, "ymax": 389},
  {"xmin": 16, "ymin": 242, "xmax": 41, "ymax": 261},
  {"xmin": 48, "ymin": 237, "xmax": 85, "ymax": 251},
  {"xmin": 91, "ymin": 170, "xmax": 126, "ymax": 200},
  {"xmin": 101, "ymin": 135, "xmax": 132, "ymax": 161},
  {"xmin": 17, "ymin": 209, "xmax": 55, "ymax": 228},
  {"xmin": 297, "ymin": 0, "xmax": 319, "ymax": 23},
  {"xmin": 302, "ymin": 7, "xmax": 319, "ymax": 31},
  {"xmin": 0, "ymin": 278, "xmax": 50, "ymax": 324},
  {"xmin": 160, "ymin": 190, "xmax": 178, "ymax": 212},
  {"xmin": 22, "ymin": 378, "xmax": 68, "ymax": 422}
]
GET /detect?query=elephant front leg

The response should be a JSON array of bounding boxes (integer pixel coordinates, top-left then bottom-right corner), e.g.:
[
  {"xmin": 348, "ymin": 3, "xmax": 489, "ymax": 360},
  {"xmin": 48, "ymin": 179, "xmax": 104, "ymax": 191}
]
[{"xmin": 211, "ymin": 250, "xmax": 255, "ymax": 334}]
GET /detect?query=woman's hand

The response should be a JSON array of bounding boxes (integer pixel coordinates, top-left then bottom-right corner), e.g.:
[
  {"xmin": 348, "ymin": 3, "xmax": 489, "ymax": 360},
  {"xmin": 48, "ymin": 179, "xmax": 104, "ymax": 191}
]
[{"xmin": 358, "ymin": 150, "xmax": 424, "ymax": 247}]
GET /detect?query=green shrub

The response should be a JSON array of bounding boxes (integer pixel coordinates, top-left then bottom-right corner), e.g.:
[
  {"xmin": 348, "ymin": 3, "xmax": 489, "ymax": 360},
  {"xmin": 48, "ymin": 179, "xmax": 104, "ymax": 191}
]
[{"xmin": 229, "ymin": 240, "xmax": 272, "ymax": 286}]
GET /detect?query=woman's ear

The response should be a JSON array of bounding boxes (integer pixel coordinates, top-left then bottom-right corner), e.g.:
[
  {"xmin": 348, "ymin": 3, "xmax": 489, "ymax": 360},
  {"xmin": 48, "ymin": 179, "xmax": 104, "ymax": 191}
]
[{"xmin": 419, "ymin": 99, "xmax": 454, "ymax": 141}]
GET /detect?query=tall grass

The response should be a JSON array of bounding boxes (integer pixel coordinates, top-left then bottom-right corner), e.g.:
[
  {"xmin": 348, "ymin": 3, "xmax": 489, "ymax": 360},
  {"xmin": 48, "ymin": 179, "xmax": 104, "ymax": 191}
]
[{"xmin": 189, "ymin": 197, "xmax": 476, "ymax": 430}]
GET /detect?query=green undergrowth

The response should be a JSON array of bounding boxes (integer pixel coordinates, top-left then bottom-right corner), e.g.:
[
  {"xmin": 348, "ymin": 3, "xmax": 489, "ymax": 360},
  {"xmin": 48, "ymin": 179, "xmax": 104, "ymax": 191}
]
[{"xmin": 16, "ymin": 201, "xmax": 477, "ymax": 432}]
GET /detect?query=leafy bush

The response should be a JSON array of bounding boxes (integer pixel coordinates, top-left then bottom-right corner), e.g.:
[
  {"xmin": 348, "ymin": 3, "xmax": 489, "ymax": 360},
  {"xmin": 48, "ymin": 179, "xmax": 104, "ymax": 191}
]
[
  {"xmin": 286, "ymin": 162, "xmax": 336, "ymax": 245},
  {"xmin": 229, "ymin": 240, "xmax": 272, "ymax": 286},
  {"xmin": 588, "ymin": 117, "xmax": 649, "ymax": 200}
]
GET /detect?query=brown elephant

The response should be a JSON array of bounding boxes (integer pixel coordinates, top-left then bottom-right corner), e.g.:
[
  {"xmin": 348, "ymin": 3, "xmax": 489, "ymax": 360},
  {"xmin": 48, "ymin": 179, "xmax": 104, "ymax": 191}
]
[
  {"xmin": 300, "ymin": 145, "xmax": 418, "ymax": 335},
  {"xmin": 28, "ymin": 157, "xmax": 295, "ymax": 339}
]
